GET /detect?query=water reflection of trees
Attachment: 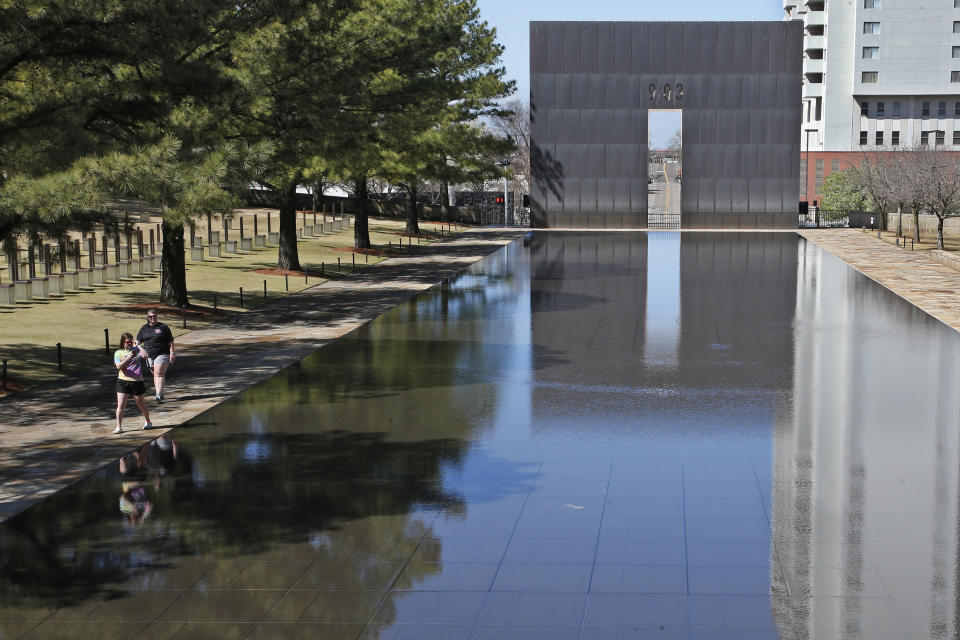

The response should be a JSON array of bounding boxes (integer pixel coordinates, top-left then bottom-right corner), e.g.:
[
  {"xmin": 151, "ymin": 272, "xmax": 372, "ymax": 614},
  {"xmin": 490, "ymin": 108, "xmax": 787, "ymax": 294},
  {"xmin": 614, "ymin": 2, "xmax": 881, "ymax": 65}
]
[
  {"xmin": 0, "ymin": 429, "xmax": 464, "ymax": 608},
  {"xmin": 0, "ymin": 258, "xmax": 528, "ymax": 623}
]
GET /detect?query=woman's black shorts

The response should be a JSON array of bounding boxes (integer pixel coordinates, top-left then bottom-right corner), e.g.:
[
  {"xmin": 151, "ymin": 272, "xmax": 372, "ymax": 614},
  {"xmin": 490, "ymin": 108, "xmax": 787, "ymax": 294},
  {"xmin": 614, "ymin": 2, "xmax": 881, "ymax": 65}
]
[{"xmin": 116, "ymin": 379, "xmax": 146, "ymax": 396}]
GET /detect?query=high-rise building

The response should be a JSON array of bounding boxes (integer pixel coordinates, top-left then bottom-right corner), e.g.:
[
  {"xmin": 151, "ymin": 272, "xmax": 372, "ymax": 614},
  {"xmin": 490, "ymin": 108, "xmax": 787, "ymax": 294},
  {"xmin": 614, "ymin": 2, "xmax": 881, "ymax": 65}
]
[{"xmin": 784, "ymin": 0, "xmax": 960, "ymax": 203}]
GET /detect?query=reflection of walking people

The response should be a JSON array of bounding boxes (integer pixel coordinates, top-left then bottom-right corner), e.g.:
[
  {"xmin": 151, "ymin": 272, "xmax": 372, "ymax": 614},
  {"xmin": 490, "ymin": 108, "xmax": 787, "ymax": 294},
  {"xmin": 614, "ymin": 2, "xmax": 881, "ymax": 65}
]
[
  {"xmin": 118, "ymin": 450, "xmax": 153, "ymax": 525},
  {"xmin": 137, "ymin": 308, "xmax": 175, "ymax": 403},
  {"xmin": 113, "ymin": 332, "xmax": 152, "ymax": 434}
]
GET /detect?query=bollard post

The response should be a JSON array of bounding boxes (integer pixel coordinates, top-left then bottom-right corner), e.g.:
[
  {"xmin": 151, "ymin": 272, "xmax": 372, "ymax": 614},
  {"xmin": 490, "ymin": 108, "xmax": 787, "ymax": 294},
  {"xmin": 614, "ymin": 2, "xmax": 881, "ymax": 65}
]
[
  {"xmin": 352, "ymin": 253, "xmax": 355, "ymax": 269},
  {"xmin": 285, "ymin": 273, "xmax": 289, "ymax": 291},
  {"xmin": 263, "ymin": 279, "xmax": 267, "ymax": 302},
  {"xmin": 337, "ymin": 257, "xmax": 341, "ymax": 272},
  {"xmin": 104, "ymin": 328, "xmax": 110, "ymax": 355},
  {"xmin": 305, "ymin": 269, "xmax": 308, "ymax": 283},
  {"xmin": 182, "ymin": 305, "xmax": 187, "ymax": 328},
  {"xmin": 365, "ymin": 252, "xmax": 369, "ymax": 263},
  {"xmin": 57, "ymin": 343, "xmax": 62, "ymax": 371},
  {"xmin": 239, "ymin": 287, "xmax": 243, "ymax": 309},
  {"xmin": 213, "ymin": 293, "xmax": 218, "ymax": 312}
]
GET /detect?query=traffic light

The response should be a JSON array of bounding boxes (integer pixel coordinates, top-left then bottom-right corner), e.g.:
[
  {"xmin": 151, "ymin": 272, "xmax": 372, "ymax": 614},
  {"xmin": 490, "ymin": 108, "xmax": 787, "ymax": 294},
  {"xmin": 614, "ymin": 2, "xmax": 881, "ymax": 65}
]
[{"xmin": 495, "ymin": 196, "xmax": 503, "ymax": 204}]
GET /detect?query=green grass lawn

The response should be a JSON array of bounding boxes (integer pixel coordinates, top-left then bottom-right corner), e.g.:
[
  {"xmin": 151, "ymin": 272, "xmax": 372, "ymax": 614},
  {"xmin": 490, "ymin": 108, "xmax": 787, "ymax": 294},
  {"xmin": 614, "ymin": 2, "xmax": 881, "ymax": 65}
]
[{"xmin": 0, "ymin": 213, "xmax": 462, "ymax": 395}]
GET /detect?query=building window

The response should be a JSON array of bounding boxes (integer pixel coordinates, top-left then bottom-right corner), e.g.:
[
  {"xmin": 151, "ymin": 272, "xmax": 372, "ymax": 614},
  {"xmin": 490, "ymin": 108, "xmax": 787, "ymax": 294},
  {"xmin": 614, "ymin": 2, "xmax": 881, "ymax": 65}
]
[
  {"xmin": 937, "ymin": 131, "xmax": 946, "ymax": 146},
  {"xmin": 954, "ymin": 131, "xmax": 960, "ymax": 146},
  {"xmin": 955, "ymin": 21, "xmax": 960, "ymax": 34},
  {"xmin": 892, "ymin": 131, "xmax": 900, "ymax": 146},
  {"xmin": 877, "ymin": 101, "xmax": 885, "ymax": 116},
  {"xmin": 864, "ymin": 22, "xmax": 881, "ymax": 34},
  {"xmin": 954, "ymin": 47, "xmax": 960, "ymax": 59},
  {"xmin": 956, "ymin": 102, "xmax": 960, "ymax": 116},
  {"xmin": 863, "ymin": 46, "xmax": 880, "ymax": 59},
  {"xmin": 893, "ymin": 102, "xmax": 901, "ymax": 116},
  {"xmin": 875, "ymin": 131, "xmax": 884, "ymax": 145},
  {"xmin": 862, "ymin": 71, "xmax": 879, "ymax": 83},
  {"xmin": 923, "ymin": 102, "xmax": 931, "ymax": 116},
  {"xmin": 861, "ymin": 101, "xmax": 869, "ymax": 116},
  {"xmin": 921, "ymin": 131, "xmax": 930, "ymax": 145},
  {"xmin": 953, "ymin": 71, "xmax": 960, "ymax": 83},
  {"xmin": 864, "ymin": 0, "xmax": 879, "ymax": 6},
  {"xmin": 860, "ymin": 131, "xmax": 869, "ymax": 146},
  {"xmin": 956, "ymin": 0, "xmax": 960, "ymax": 7},
  {"xmin": 940, "ymin": 101, "xmax": 948, "ymax": 116}
]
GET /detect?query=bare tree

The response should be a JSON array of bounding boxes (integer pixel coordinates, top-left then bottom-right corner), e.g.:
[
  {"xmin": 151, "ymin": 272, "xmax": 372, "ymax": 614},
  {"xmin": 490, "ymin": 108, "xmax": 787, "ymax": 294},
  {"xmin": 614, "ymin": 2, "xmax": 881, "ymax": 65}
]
[
  {"xmin": 667, "ymin": 129, "xmax": 682, "ymax": 157},
  {"xmin": 850, "ymin": 149, "xmax": 897, "ymax": 232},
  {"xmin": 490, "ymin": 99, "xmax": 530, "ymax": 219},
  {"xmin": 917, "ymin": 147, "xmax": 960, "ymax": 249},
  {"xmin": 887, "ymin": 147, "xmax": 927, "ymax": 242}
]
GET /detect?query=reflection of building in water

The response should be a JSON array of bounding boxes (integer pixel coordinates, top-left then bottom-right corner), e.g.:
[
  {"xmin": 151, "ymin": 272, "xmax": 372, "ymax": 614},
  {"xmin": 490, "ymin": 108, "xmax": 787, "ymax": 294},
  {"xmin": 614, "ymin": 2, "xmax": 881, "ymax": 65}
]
[
  {"xmin": 528, "ymin": 231, "xmax": 798, "ymax": 437},
  {"xmin": 678, "ymin": 232, "xmax": 798, "ymax": 394},
  {"xmin": 773, "ymin": 239, "xmax": 960, "ymax": 639},
  {"xmin": 528, "ymin": 231, "xmax": 649, "ymax": 383}
]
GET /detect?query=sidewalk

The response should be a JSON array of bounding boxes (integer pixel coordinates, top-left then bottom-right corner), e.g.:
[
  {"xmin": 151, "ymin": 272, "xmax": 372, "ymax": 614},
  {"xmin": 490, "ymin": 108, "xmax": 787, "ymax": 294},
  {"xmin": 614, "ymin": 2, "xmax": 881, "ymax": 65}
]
[{"xmin": 0, "ymin": 229, "xmax": 523, "ymax": 522}]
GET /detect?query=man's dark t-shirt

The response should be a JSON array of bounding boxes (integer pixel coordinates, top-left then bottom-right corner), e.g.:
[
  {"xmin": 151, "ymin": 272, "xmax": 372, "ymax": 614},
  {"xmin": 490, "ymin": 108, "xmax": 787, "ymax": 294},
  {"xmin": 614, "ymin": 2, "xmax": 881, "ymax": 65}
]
[{"xmin": 137, "ymin": 322, "xmax": 174, "ymax": 358}]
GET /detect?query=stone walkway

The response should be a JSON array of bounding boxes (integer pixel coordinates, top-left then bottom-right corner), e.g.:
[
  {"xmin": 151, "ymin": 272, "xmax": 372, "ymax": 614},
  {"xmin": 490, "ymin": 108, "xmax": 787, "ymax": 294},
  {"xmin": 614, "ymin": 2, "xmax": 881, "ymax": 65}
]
[
  {"xmin": 800, "ymin": 229, "xmax": 960, "ymax": 333},
  {"xmin": 0, "ymin": 229, "xmax": 522, "ymax": 522}
]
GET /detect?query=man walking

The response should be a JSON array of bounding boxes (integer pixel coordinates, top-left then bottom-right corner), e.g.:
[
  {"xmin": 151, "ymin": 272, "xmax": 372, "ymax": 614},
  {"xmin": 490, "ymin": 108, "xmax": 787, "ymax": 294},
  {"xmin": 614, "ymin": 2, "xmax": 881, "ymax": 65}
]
[{"xmin": 136, "ymin": 308, "xmax": 176, "ymax": 402}]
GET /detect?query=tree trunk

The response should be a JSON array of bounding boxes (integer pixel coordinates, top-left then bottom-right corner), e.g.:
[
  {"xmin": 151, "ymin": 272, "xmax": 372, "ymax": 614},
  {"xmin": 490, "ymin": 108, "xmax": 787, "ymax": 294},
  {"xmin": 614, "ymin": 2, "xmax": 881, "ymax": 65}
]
[
  {"xmin": 58, "ymin": 237, "xmax": 66, "ymax": 272},
  {"xmin": 4, "ymin": 239, "xmax": 18, "ymax": 281},
  {"xmin": 406, "ymin": 184, "xmax": 420, "ymax": 235},
  {"xmin": 878, "ymin": 205, "xmax": 887, "ymax": 232},
  {"xmin": 311, "ymin": 182, "xmax": 322, "ymax": 213},
  {"xmin": 913, "ymin": 206, "xmax": 921, "ymax": 242},
  {"xmin": 353, "ymin": 174, "xmax": 371, "ymax": 249},
  {"xmin": 277, "ymin": 178, "xmax": 302, "ymax": 272},
  {"xmin": 160, "ymin": 218, "xmax": 189, "ymax": 307},
  {"xmin": 440, "ymin": 179, "xmax": 451, "ymax": 222},
  {"xmin": 895, "ymin": 204, "xmax": 902, "ymax": 238},
  {"xmin": 27, "ymin": 237, "xmax": 35, "ymax": 279},
  {"xmin": 206, "ymin": 213, "xmax": 213, "ymax": 245},
  {"xmin": 937, "ymin": 214, "xmax": 945, "ymax": 250}
]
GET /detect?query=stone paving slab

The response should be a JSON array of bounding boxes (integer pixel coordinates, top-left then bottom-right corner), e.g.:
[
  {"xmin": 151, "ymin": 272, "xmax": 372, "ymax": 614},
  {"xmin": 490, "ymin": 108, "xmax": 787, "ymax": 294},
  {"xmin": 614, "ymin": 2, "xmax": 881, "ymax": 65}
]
[
  {"xmin": 800, "ymin": 229, "xmax": 960, "ymax": 333},
  {"xmin": 0, "ymin": 229, "xmax": 523, "ymax": 522}
]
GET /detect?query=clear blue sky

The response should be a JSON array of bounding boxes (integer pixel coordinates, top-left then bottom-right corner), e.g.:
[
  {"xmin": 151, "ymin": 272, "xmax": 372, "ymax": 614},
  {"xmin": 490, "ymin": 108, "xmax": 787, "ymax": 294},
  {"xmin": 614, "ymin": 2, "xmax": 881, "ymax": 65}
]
[{"xmin": 475, "ymin": 0, "xmax": 783, "ymax": 146}]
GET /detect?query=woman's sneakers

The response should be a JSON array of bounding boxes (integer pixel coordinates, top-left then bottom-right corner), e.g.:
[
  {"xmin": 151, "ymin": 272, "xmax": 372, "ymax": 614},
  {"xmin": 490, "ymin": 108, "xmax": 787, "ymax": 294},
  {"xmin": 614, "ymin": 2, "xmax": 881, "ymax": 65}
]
[
  {"xmin": 113, "ymin": 426, "xmax": 123, "ymax": 434},
  {"xmin": 142, "ymin": 421, "xmax": 153, "ymax": 430},
  {"xmin": 154, "ymin": 392, "xmax": 164, "ymax": 403}
]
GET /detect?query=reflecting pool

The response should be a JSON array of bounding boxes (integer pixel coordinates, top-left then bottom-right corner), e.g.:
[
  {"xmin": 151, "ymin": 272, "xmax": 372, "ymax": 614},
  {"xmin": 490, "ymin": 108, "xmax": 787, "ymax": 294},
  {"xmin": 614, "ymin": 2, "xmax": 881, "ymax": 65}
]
[{"xmin": 2, "ymin": 232, "xmax": 960, "ymax": 639}]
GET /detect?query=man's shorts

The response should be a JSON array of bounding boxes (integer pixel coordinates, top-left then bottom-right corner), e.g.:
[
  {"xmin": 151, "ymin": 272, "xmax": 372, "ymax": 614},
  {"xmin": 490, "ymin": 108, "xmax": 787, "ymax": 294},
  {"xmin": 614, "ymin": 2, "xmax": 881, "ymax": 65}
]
[
  {"xmin": 147, "ymin": 354, "xmax": 170, "ymax": 369},
  {"xmin": 116, "ymin": 379, "xmax": 146, "ymax": 396}
]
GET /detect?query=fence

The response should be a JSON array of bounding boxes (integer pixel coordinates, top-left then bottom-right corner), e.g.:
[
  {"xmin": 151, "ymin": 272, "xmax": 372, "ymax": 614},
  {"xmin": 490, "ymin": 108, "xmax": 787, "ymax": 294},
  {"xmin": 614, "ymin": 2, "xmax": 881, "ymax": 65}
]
[{"xmin": 799, "ymin": 208, "xmax": 856, "ymax": 229}]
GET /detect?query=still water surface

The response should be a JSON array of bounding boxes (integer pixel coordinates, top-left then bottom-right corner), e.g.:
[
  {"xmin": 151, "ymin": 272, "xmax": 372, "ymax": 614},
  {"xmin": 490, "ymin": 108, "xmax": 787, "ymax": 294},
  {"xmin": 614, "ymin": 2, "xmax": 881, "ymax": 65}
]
[{"xmin": 2, "ymin": 232, "xmax": 960, "ymax": 639}]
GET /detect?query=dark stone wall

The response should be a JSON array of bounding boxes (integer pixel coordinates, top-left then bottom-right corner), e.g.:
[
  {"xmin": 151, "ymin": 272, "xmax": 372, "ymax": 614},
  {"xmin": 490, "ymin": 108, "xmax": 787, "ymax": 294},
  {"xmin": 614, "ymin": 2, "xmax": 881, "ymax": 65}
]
[{"xmin": 530, "ymin": 21, "xmax": 803, "ymax": 229}]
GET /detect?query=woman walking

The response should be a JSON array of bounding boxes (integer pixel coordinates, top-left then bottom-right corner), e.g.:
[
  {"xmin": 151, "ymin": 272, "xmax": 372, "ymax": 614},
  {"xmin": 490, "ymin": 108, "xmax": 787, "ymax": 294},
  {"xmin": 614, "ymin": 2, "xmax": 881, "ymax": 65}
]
[{"xmin": 114, "ymin": 332, "xmax": 152, "ymax": 434}]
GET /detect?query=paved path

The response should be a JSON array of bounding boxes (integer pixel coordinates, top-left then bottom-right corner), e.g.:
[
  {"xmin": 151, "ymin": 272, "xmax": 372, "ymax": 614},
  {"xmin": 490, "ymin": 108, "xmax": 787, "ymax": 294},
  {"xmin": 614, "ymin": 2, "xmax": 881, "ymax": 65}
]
[
  {"xmin": 0, "ymin": 229, "xmax": 522, "ymax": 522},
  {"xmin": 800, "ymin": 229, "xmax": 960, "ymax": 333}
]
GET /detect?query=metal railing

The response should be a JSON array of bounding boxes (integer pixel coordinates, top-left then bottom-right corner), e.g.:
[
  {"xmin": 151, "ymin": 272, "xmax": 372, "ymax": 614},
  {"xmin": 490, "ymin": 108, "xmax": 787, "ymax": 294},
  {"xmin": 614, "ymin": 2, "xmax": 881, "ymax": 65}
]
[{"xmin": 798, "ymin": 208, "xmax": 854, "ymax": 229}]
